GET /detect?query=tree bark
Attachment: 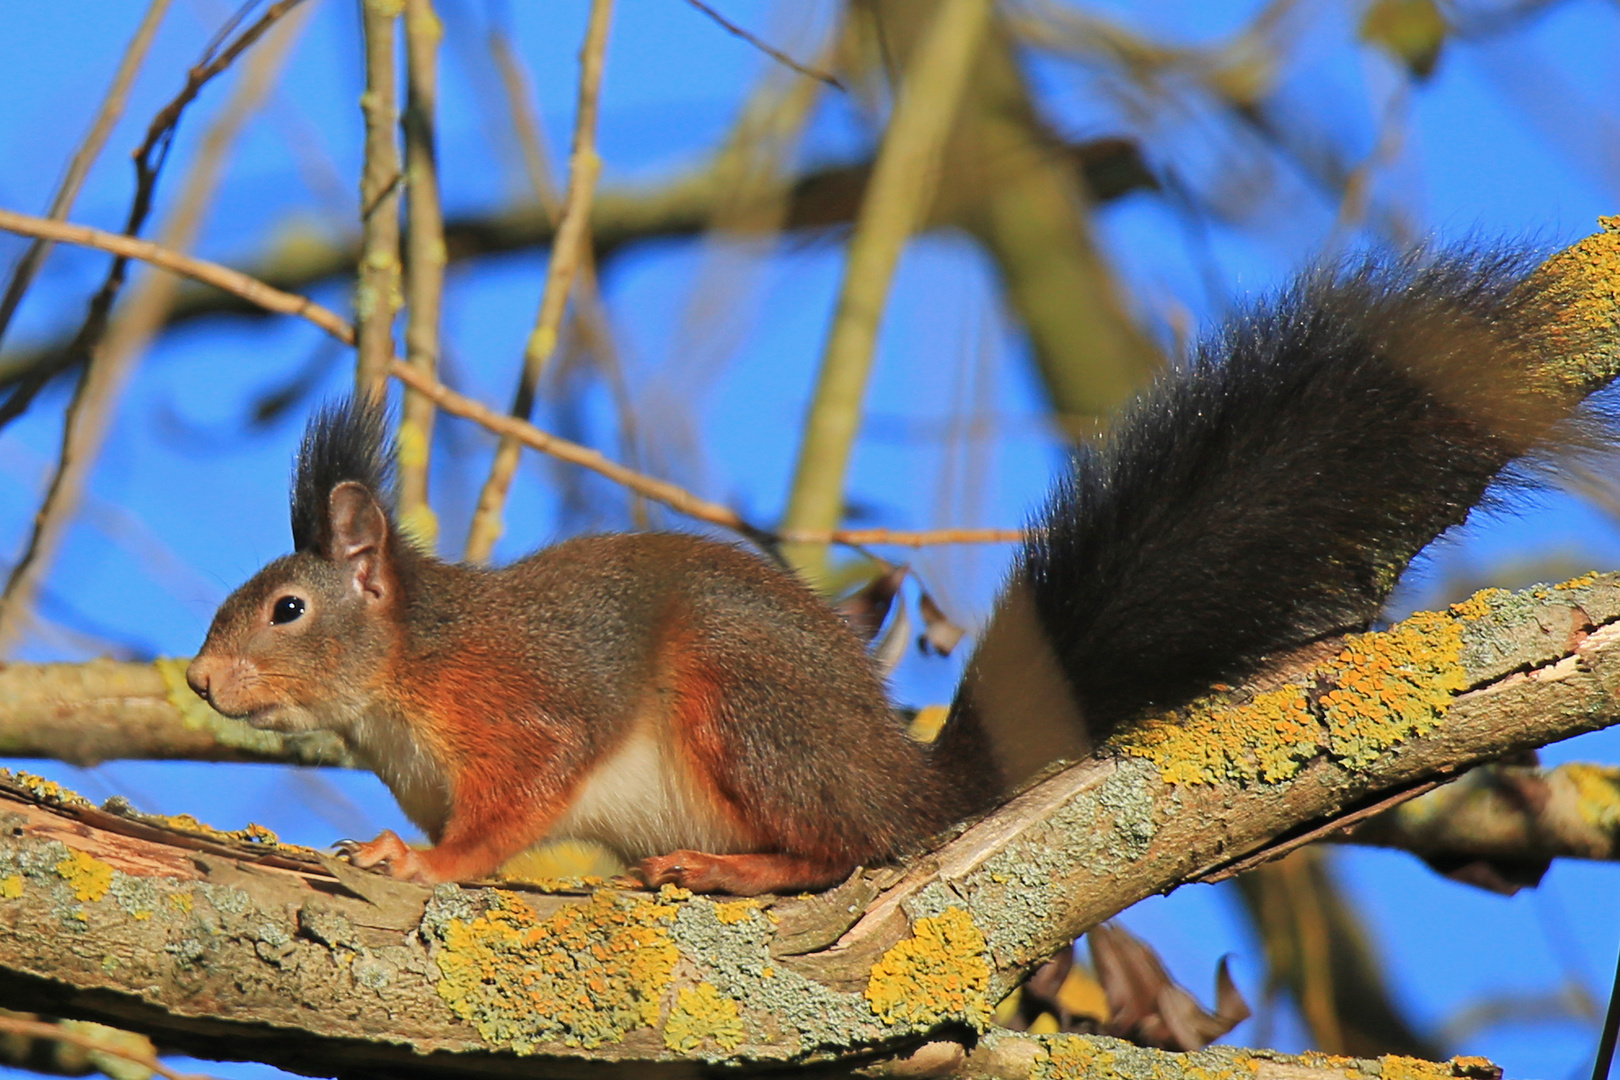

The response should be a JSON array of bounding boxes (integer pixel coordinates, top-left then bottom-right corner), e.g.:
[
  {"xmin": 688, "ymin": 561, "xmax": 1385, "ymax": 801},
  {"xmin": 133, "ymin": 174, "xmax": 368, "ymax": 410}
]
[{"xmin": 0, "ymin": 574, "xmax": 1616, "ymax": 1074}]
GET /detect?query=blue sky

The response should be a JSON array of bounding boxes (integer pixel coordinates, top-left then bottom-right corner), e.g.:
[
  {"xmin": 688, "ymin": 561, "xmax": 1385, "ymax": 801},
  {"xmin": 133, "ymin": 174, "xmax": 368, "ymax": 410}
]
[{"xmin": 1, "ymin": 1, "xmax": 1619, "ymax": 1076}]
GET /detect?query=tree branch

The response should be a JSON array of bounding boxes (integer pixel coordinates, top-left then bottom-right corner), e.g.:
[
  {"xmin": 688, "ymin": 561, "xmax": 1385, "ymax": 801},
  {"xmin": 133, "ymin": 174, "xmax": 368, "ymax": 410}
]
[{"xmin": 0, "ymin": 575, "xmax": 1617, "ymax": 1072}]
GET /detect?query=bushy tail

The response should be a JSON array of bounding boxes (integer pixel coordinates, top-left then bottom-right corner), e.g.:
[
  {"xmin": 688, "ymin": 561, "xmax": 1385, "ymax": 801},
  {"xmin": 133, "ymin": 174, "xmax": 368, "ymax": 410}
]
[{"xmin": 943, "ymin": 241, "xmax": 1620, "ymax": 793}]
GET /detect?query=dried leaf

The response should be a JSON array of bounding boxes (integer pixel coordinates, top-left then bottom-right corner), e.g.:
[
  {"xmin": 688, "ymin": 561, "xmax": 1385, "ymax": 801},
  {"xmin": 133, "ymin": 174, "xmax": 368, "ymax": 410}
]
[
  {"xmin": 1089, "ymin": 923, "xmax": 1249, "ymax": 1051},
  {"xmin": 834, "ymin": 564, "xmax": 908, "ymax": 643},
  {"xmin": 916, "ymin": 588, "xmax": 964, "ymax": 656}
]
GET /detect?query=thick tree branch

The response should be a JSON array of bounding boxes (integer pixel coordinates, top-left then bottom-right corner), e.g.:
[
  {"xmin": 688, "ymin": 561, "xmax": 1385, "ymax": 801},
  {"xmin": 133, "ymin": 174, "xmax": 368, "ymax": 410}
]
[{"xmin": 0, "ymin": 575, "xmax": 1617, "ymax": 1073}]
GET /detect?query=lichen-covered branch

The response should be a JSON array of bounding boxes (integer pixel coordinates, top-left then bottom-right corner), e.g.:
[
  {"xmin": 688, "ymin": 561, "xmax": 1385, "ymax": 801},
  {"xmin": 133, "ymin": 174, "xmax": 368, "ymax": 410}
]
[{"xmin": 0, "ymin": 575, "xmax": 1618, "ymax": 1073}]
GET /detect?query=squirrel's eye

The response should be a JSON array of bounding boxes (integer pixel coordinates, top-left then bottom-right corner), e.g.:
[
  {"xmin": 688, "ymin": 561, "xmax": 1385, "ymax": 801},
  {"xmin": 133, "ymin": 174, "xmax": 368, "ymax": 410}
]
[{"xmin": 271, "ymin": 596, "xmax": 305, "ymax": 625}]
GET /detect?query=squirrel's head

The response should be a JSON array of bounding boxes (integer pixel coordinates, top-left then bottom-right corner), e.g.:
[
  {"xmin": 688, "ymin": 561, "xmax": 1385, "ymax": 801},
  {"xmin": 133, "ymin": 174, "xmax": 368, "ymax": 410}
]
[{"xmin": 188, "ymin": 398, "xmax": 406, "ymax": 734}]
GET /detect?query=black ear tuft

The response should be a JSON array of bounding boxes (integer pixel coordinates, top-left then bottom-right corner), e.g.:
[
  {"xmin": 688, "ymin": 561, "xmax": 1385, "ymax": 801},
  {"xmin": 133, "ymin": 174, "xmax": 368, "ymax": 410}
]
[{"xmin": 291, "ymin": 397, "xmax": 395, "ymax": 554}]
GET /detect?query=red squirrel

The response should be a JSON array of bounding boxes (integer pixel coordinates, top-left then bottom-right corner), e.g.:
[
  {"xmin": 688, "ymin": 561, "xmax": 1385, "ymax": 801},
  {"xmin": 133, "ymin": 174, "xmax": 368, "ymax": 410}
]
[{"xmin": 187, "ymin": 248, "xmax": 1613, "ymax": 895}]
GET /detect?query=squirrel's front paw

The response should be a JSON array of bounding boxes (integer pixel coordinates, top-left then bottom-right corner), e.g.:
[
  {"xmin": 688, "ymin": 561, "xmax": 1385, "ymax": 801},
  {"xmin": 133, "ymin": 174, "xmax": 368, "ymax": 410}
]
[{"xmin": 334, "ymin": 830, "xmax": 435, "ymax": 883}]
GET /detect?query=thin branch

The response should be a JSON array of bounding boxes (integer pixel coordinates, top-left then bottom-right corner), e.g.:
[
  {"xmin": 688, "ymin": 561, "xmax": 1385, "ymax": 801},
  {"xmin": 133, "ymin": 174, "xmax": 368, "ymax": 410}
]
[
  {"xmin": 779, "ymin": 0, "xmax": 994, "ymax": 582},
  {"xmin": 0, "ymin": 1014, "xmax": 216, "ymax": 1080},
  {"xmin": 683, "ymin": 0, "xmax": 846, "ymax": 90},
  {"xmin": 1335, "ymin": 761, "xmax": 1620, "ymax": 863},
  {"xmin": 356, "ymin": 0, "xmax": 404, "ymax": 400},
  {"xmin": 0, "ymin": 136, "xmax": 1156, "ymax": 398},
  {"xmin": 0, "ymin": 210, "xmax": 353, "ymax": 339},
  {"xmin": 0, "ymin": 0, "xmax": 173, "ymax": 353},
  {"xmin": 488, "ymin": 18, "xmax": 647, "ymax": 528},
  {"xmin": 0, "ymin": 208, "xmax": 1035, "ymax": 552},
  {"xmin": 398, "ymin": 0, "xmax": 445, "ymax": 549},
  {"xmin": 0, "ymin": 0, "xmax": 308, "ymax": 430},
  {"xmin": 464, "ymin": 0, "xmax": 614, "ymax": 563},
  {"xmin": 0, "ymin": 12, "xmax": 309, "ymax": 657}
]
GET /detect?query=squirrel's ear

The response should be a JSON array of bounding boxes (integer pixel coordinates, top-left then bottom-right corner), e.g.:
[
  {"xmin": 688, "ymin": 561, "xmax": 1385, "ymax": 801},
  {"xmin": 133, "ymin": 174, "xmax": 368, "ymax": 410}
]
[{"xmin": 327, "ymin": 481, "xmax": 390, "ymax": 600}]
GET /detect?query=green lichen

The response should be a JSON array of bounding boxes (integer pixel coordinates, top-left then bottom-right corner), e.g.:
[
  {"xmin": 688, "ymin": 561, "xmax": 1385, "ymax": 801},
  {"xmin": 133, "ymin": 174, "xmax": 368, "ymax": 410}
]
[
  {"xmin": 865, "ymin": 907, "xmax": 991, "ymax": 1028},
  {"xmin": 663, "ymin": 982, "xmax": 745, "ymax": 1052},
  {"xmin": 431, "ymin": 889, "xmax": 680, "ymax": 1052},
  {"xmin": 56, "ymin": 849, "xmax": 113, "ymax": 903}
]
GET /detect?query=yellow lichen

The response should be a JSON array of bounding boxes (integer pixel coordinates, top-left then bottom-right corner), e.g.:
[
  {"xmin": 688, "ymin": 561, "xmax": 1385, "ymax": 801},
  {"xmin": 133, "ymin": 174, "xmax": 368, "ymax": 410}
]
[
  {"xmin": 139, "ymin": 811, "xmax": 283, "ymax": 847},
  {"xmin": 10, "ymin": 771, "xmax": 89, "ymax": 807},
  {"xmin": 55, "ymin": 849, "xmax": 113, "ymax": 903},
  {"xmin": 1563, "ymin": 762, "xmax": 1620, "ymax": 831},
  {"xmin": 1381, "ymin": 1055, "xmax": 1455, "ymax": 1080},
  {"xmin": 663, "ymin": 982, "xmax": 745, "ymax": 1052},
  {"xmin": 1448, "ymin": 587, "xmax": 1507, "ymax": 620},
  {"xmin": 1319, "ymin": 610, "xmax": 1466, "ymax": 769},
  {"xmin": 1040, "ymin": 1034, "xmax": 1115, "ymax": 1079},
  {"xmin": 865, "ymin": 907, "xmax": 991, "ymax": 1028},
  {"xmin": 0, "ymin": 875, "xmax": 22, "ymax": 899},
  {"xmin": 713, "ymin": 900, "xmax": 760, "ymax": 925},
  {"xmin": 433, "ymin": 889, "xmax": 680, "ymax": 1052},
  {"xmin": 168, "ymin": 891, "xmax": 194, "ymax": 913},
  {"xmin": 1116, "ymin": 684, "xmax": 1319, "ymax": 786},
  {"xmin": 1555, "ymin": 572, "xmax": 1601, "ymax": 591},
  {"xmin": 1121, "ymin": 604, "xmax": 1470, "ymax": 786}
]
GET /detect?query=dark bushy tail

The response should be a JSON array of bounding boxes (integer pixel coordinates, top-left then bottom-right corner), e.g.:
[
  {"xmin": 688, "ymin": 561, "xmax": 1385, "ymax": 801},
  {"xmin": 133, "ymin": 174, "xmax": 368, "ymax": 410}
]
[{"xmin": 943, "ymin": 243, "xmax": 1620, "ymax": 793}]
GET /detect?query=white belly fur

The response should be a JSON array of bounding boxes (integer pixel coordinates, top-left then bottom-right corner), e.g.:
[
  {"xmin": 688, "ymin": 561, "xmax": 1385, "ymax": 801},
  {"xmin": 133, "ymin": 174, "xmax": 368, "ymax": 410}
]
[{"xmin": 547, "ymin": 724, "xmax": 750, "ymax": 862}]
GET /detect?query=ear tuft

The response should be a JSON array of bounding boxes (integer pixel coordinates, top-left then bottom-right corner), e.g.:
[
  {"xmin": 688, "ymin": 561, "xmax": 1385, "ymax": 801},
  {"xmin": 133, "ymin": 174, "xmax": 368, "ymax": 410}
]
[{"xmin": 291, "ymin": 397, "xmax": 395, "ymax": 553}]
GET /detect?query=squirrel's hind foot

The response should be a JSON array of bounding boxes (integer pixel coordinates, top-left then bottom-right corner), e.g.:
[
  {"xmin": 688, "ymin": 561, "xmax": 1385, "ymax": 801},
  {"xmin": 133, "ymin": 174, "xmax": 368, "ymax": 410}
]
[{"xmin": 636, "ymin": 849, "xmax": 854, "ymax": 896}]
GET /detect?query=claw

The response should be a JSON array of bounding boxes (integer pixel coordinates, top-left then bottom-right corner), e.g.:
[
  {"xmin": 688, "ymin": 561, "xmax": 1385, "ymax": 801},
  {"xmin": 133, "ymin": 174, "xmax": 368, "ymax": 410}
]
[{"xmin": 332, "ymin": 838, "xmax": 361, "ymax": 859}]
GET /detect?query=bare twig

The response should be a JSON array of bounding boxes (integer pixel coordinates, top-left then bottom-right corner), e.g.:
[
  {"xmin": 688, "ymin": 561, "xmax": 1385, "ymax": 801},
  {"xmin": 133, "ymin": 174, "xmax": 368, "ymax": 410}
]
[
  {"xmin": 0, "ymin": 0, "xmax": 308, "ymax": 429},
  {"xmin": 356, "ymin": 0, "xmax": 404, "ymax": 400},
  {"xmin": 488, "ymin": 19, "xmax": 646, "ymax": 527},
  {"xmin": 0, "ymin": 135, "xmax": 1156, "ymax": 398},
  {"xmin": 0, "ymin": 1014, "xmax": 216, "ymax": 1080},
  {"xmin": 780, "ymin": 0, "xmax": 994, "ymax": 582},
  {"xmin": 0, "ymin": 207, "xmax": 1029, "ymax": 551},
  {"xmin": 0, "ymin": 8, "xmax": 308, "ymax": 656},
  {"xmin": 0, "ymin": 0, "xmax": 173, "ymax": 353},
  {"xmin": 465, "ymin": 0, "xmax": 614, "ymax": 563},
  {"xmin": 683, "ymin": 0, "xmax": 845, "ymax": 90},
  {"xmin": 0, "ymin": 210, "xmax": 352, "ymax": 339},
  {"xmin": 399, "ymin": 0, "xmax": 445, "ymax": 549}
]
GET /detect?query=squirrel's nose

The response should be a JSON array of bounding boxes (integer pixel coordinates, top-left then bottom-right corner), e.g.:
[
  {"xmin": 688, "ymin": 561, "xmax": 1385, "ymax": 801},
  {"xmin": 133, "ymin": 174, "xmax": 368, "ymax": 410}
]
[{"xmin": 186, "ymin": 656, "xmax": 214, "ymax": 704}]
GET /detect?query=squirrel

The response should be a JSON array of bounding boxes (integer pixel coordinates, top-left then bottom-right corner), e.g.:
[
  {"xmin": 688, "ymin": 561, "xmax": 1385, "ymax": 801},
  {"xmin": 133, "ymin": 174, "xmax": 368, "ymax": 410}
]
[{"xmin": 185, "ymin": 246, "xmax": 1613, "ymax": 896}]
